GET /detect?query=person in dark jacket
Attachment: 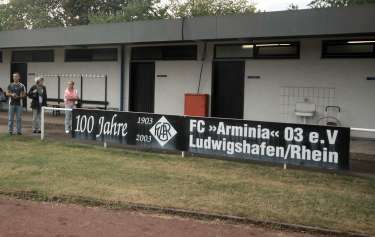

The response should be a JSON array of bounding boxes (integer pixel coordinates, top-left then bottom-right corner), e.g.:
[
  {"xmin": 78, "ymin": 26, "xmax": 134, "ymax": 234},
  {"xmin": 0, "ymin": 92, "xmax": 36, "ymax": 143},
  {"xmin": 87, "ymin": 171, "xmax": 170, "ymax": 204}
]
[{"xmin": 28, "ymin": 77, "xmax": 47, "ymax": 133}]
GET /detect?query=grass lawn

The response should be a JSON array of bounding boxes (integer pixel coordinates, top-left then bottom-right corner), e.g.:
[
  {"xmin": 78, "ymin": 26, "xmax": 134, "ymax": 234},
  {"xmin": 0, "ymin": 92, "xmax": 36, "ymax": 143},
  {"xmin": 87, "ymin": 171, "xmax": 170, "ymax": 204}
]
[{"xmin": 0, "ymin": 135, "xmax": 374, "ymax": 235}]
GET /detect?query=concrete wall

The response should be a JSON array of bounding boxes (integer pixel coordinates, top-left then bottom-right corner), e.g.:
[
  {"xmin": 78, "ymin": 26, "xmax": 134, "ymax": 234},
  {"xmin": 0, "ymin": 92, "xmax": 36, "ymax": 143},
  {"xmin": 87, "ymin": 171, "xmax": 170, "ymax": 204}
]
[
  {"xmin": 128, "ymin": 39, "xmax": 374, "ymax": 138},
  {"xmin": 242, "ymin": 39, "xmax": 375, "ymax": 138},
  {"xmin": 1, "ymin": 38, "xmax": 374, "ymax": 138},
  {"xmin": 0, "ymin": 47, "xmax": 122, "ymax": 110},
  {"xmin": 125, "ymin": 43, "xmax": 213, "ymax": 115},
  {"xmin": 154, "ymin": 43, "xmax": 212, "ymax": 115},
  {"xmin": 28, "ymin": 47, "xmax": 121, "ymax": 109},
  {"xmin": 0, "ymin": 49, "xmax": 10, "ymax": 90}
]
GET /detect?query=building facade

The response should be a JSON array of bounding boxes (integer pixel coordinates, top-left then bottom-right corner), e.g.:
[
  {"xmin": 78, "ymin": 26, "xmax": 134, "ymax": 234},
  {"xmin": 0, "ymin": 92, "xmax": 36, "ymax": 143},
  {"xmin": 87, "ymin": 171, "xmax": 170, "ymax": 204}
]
[{"xmin": 0, "ymin": 6, "xmax": 374, "ymax": 138}]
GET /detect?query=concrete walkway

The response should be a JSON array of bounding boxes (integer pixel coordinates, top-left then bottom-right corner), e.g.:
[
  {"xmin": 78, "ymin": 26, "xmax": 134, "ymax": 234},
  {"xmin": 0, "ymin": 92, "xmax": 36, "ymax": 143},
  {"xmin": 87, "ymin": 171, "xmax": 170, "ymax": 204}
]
[
  {"xmin": 0, "ymin": 197, "xmax": 323, "ymax": 237},
  {"xmin": 350, "ymin": 139, "xmax": 375, "ymax": 155}
]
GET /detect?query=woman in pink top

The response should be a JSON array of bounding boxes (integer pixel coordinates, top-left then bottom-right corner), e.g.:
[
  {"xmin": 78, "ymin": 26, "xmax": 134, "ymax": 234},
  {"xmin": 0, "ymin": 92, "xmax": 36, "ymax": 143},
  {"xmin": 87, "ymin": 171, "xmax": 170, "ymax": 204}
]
[{"xmin": 64, "ymin": 80, "xmax": 79, "ymax": 133}]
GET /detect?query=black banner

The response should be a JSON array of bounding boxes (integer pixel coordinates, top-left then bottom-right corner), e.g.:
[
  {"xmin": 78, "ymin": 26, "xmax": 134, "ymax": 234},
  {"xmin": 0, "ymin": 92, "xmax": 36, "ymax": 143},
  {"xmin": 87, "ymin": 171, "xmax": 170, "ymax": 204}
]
[
  {"xmin": 185, "ymin": 117, "xmax": 350, "ymax": 170},
  {"xmin": 72, "ymin": 109, "xmax": 350, "ymax": 170},
  {"xmin": 72, "ymin": 109, "xmax": 185, "ymax": 151}
]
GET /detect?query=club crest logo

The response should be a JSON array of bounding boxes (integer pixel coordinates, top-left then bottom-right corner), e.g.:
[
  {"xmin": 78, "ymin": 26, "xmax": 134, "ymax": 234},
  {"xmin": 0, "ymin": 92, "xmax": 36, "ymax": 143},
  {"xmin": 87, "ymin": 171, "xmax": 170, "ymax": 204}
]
[{"xmin": 150, "ymin": 116, "xmax": 177, "ymax": 146}]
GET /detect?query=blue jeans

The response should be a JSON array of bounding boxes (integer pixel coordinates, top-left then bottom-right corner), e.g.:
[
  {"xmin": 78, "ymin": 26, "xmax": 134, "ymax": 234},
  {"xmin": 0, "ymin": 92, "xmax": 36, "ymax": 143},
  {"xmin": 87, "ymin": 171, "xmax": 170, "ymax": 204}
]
[
  {"xmin": 32, "ymin": 109, "xmax": 41, "ymax": 131},
  {"xmin": 8, "ymin": 105, "xmax": 23, "ymax": 133}
]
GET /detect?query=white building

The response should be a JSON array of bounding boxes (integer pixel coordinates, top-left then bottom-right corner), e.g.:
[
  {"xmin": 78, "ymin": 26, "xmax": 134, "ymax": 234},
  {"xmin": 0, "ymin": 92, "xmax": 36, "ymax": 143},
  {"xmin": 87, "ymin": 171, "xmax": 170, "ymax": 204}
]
[{"xmin": 0, "ymin": 6, "xmax": 374, "ymax": 138}]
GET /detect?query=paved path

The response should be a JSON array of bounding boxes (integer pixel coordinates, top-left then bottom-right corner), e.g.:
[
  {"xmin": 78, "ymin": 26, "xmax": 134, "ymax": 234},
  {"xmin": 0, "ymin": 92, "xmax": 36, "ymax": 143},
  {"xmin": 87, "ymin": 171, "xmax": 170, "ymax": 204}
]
[{"xmin": 0, "ymin": 197, "xmax": 321, "ymax": 237}]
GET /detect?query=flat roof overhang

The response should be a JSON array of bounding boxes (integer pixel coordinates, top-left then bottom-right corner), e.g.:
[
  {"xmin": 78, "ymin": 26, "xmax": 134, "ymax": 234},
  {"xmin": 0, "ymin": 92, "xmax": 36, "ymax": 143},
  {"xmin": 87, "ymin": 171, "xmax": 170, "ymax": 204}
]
[{"xmin": 0, "ymin": 5, "xmax": 374, "ymax": 49}]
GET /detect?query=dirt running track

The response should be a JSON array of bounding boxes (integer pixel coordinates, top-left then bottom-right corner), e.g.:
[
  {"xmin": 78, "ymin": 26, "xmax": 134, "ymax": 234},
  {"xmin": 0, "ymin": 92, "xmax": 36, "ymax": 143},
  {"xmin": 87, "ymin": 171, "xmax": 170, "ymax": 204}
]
[{"xmin": 0, "ymin": 198, "xmax": 323, "ymax": 237}]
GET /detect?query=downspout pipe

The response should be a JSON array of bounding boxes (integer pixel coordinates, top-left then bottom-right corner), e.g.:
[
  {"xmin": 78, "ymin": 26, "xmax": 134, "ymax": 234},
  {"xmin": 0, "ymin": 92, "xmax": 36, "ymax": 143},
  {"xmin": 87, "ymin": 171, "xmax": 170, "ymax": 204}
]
[
  {"xmin": 120, "ymin": 44, "xmax": 125, "ymax": 111},
  {"xmin": 181, "ymin": 17, "xmax": 185, "ymax": 41}
]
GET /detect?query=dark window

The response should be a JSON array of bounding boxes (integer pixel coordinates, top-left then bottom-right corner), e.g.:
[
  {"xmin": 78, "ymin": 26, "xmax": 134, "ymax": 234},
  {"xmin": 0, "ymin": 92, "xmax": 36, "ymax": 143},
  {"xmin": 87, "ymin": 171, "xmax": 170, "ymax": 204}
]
[
  {"xmin": 12, "ymin": 50, "xmax": 54, "ymax": 62},
  {"xmin": 322, "ymin": 40, "xmax": 375, "ymax": 58},
  {"xmin": 214, "ymin": 42, "xmax": 299, "ymax": 59},
  {"xmin": 215, "ymin": 45, "xmax": 254, "ymax": 59},
  {"xmin": 131, "ymin": 45, "xmax": 197, "ymax": 60},
  {"xmin": 132, "ymin": 47, "xmax": 162, "ymax": 60},
  {"xmin": 65, "ymin": 48, "xmax": 118, "ymax": 62},
  {"xmin": 162, "ymin": 45, "xmax": 197, "ymax": 60},
  {"xmin": 0, "ymin": 51, "xmax": 2, "ymax": 63},
  {"xmin": 254, "ymin": 43, "xmax": 300, "ymax": 59}
]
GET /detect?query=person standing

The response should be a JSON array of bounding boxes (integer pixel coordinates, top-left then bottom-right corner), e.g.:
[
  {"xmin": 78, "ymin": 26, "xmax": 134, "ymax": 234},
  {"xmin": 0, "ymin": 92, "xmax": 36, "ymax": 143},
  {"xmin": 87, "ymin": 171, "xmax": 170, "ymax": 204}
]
[
  {"xmin": 64, "ymin": 80, "xmax": 79, "ymax": 134},
  {"xmin": 28, "ymin": 77, "xmax": 47, "ymax": 134},
  {"xmin": 6, "ymin": 72, "xmax": 26, "ymax": 135}
]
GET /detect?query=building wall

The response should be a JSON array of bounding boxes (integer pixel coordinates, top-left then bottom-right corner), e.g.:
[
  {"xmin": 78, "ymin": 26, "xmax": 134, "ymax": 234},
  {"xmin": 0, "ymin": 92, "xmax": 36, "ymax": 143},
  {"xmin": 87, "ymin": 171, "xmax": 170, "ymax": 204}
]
[
  {"xmin": 0, "ymin": 47, "xmax": 122, "ymax": 110},
  {"xmin": 154, "ymin": 44, "xmax": 212, "ymax": 115},
  {"xmin": 125, "ymin": 43, "xmax": 212, "ymax": 115},
  {"xmin": 243, "ymin": 39, "xmax": 375, "ymax": 138},
  {"xmin": 0, "ymin": 49, "xmax": 11, "ymax": 90},
  {"xmin": 28, "ymin": 47, "xmax": 121, "ymax": 109},
  {"xmin": 137, "ymin": 39, "xmax": 374, "ymax": 137},
  {"xmin": 1, "ymin": 38, "xmax": 374, "ymax": 138}
]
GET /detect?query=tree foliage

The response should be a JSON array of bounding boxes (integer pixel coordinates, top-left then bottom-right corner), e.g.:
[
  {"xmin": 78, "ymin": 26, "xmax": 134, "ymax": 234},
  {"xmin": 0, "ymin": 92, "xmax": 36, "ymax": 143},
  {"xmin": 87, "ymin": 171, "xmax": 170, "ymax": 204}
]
[
  {"xmin": 0, "ymin": 0, "xmax": 256, "ymax": 30},
  {"xmin": 167, "ymin": 0, "xmax": 256, "ymax": 18},
  {"xmin": 0, "ymin": 0, "xmax": 65, "ymax": 30},
  {"xmin": 288, "ymin": 3, "xmax": 299, "ymax": 10},
  {"xmin": 309, "ymin": 0, "xmax": 375, "ymax": 8},
  {"xmin": 2, "ymin": 0, "xmax": 373, "ymax": 31},
  {"xmin": 0, "ymin": 4, "xmax": 22, "ymax": 30},
  {"xmin": 89, "ymin": 0, "xmax": 169, "ymax": 24}
]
